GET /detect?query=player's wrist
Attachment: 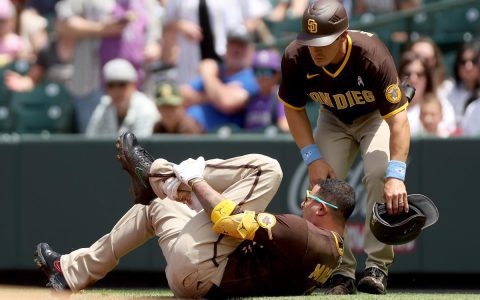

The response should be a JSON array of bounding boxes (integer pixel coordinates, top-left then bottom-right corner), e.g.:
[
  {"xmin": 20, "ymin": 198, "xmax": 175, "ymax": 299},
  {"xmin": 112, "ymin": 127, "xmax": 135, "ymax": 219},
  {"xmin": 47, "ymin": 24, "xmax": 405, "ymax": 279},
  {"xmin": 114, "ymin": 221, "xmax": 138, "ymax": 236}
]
[
  {"xmin": 300, "ymin": 144, "xmax": 323, "ymax": 166},
  {"xmin": 188, "ymin": 177, "xmax": 205, "ymax": 189},
  {"xmin": 385, "ymin": 160, "xmax": 406, "ymax": 181}
]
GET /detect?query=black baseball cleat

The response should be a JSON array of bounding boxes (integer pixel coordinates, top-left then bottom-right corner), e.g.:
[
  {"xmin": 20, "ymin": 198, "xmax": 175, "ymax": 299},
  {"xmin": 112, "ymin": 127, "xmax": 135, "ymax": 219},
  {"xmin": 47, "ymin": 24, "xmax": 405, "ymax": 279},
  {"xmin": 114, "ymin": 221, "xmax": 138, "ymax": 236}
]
[
  {"xmin": 34, "ymin": 243, "xmax": 70, "ymax": 291},
  {"xmin": 356, "ymin": 267, "xmax": 388, "ymax": 294},
  {"xmin": 324, "ymin": 274, "xmax": 357, "ymax": 295},
  {"xmin": 116, "ymin": 132, "xmax": 156, "ymax": 205}
]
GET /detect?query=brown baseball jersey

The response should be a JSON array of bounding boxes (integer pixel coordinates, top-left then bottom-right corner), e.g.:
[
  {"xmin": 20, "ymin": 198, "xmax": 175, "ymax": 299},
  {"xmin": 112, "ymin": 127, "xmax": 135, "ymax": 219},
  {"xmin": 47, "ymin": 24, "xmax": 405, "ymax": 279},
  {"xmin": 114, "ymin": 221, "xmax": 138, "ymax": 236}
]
[
  {"xmin": 278, "ymin": 30, "xmax": 408, "ymax": 124},
  {"xmin": 214, "ymin": 214, "xmax": 343, "ymax": 298}
]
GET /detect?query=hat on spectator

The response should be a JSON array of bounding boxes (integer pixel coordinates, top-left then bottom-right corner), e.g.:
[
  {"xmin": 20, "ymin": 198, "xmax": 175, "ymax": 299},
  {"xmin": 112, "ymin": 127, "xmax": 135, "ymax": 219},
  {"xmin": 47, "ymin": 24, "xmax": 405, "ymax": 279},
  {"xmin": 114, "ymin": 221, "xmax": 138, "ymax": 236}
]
[
  {"xmin": 227, "ymin": 26, "xmax": 254, "ymax": 44},
  {"xmin": 103, "ymin": 59, "xmax": 138, "ymax": 82},
  {"xmin": 0, "ymin": 0, "xmax": 14, "ymax": 19},
  {"xmin": 155, "ymin": 83, "xmax": 183, "ymax": 106},
  {"xmin": 253, "ymin": 49, "xmax": 281, "ymax": 72}
]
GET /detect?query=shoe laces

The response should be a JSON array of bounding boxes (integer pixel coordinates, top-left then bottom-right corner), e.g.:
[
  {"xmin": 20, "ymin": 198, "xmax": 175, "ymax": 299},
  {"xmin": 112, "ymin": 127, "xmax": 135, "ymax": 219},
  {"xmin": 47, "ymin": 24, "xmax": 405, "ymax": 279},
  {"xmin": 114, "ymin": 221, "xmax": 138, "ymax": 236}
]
[{"xmin": 134, "ymin": 146, "xmax": 154, "ymax": 164}]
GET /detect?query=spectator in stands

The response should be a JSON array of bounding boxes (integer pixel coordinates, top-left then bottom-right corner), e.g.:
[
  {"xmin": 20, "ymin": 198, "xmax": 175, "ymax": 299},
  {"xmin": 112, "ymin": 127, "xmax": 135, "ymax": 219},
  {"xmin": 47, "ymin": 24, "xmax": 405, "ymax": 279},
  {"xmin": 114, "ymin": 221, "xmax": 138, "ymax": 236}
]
[
  {"xmin": 354, "ymin": 0, "xmax": 397, "ymax": 16},
  {"xmin": 55, "ymin": 0, "xmax": 129, "ymax": 133},
  {"xmin": 163, "ymin": 0, "xmax": 270, "ymax": 85},
  {"xmin": 85, "ymin": 59, "xmax": 160, "ymax": 138},
  {"xmin": 17, "ymin": 3, "xmax": 49, "ymax": 60},
  {"xmin": 398, "ymin": 50, "xmax": 456, "ymax": 136},
  {"xmin": 153, "ymin": 82, "xmax": 203, "ymax": 134},
  {"xmin": 180, "ymin": 27, "xmax": 259, "ymax": 132},
  {"xmin": 447, "ymin": 42, "xmax": 480, "ymax": 128},
  {"xmin": 0, "ymin": 0, "xmax": 24, "ymax": 67},
  {"xmin": 4, "ymin": 30, "xmax": 74, "ymax": 91},
  {"xmin": 396, "ymin": 0, "xmax": 422, "ymax": 11},
  {"xmin": 408, "ymin": 37, "xmax": 453, "ymax": 99},
  {"xmin": 244, "ymin": 48, "xmax": 289, "ymax": 133},
  {"xmin": 462, "ymin": 97, "xmax": 480, "ymax": 136},
  {"xmin": 100, "ymin": 0, "xmax": 162, "ymax": 90},
  {"xmin": 418, "ymin": 92, "xmax": 449, "ymax": 138},
  {"xmin": 268, "ymin": 0, "xmax": 308, "ymax": 21}
]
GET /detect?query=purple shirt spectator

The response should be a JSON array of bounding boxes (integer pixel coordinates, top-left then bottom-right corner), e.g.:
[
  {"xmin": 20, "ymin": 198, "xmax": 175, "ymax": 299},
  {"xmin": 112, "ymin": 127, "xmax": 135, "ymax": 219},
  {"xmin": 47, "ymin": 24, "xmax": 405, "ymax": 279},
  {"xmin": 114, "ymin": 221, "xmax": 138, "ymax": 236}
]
[
  {"xmin": 244, "ymin": 49, "xmax": 286, "ymax": 131},
  {"xmin": 100, "ymin": 0, "xmax": 150, "ymax": 88}
]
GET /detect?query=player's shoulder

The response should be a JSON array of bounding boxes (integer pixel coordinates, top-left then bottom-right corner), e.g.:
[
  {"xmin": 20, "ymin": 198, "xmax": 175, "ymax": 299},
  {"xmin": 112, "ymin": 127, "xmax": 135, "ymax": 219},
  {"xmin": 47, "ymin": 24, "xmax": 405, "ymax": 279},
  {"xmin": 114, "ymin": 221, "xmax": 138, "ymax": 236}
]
[
  {"xmin": 275, "ymin": 214, "xmax": 309, "ymax": 229},
  {"xmin": 348, "ymin": 30, "xmax": 394, "ymax": 67}
]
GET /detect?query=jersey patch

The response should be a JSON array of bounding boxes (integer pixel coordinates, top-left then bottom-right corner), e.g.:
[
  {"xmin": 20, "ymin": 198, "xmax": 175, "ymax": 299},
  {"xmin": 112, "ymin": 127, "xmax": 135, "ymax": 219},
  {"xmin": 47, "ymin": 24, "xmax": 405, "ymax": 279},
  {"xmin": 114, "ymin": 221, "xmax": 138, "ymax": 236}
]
[{"xmin": 385, "ymin": 84, "xmax": 402, "ymax": 104}]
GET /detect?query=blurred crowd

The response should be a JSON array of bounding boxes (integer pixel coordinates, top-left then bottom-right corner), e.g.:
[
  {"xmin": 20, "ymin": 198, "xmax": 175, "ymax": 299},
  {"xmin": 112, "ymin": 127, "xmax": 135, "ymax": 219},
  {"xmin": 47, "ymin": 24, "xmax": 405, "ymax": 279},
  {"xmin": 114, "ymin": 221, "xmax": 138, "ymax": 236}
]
[{"xmin": 1, "ymin": 0, "xmax": 479, "ymax": 138}]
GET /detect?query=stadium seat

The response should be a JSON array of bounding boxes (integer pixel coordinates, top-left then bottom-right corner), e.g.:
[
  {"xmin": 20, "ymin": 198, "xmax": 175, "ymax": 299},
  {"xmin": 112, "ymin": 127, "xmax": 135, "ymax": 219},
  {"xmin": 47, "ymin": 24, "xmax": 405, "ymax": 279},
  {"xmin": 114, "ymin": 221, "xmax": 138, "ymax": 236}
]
[
  {"xmin": 432, "ymin": 4, "xmax": 480, "ymax": 36},
  {"xmin": 10, "ymin": 81, "xmax": 74, "ymax": 134}
]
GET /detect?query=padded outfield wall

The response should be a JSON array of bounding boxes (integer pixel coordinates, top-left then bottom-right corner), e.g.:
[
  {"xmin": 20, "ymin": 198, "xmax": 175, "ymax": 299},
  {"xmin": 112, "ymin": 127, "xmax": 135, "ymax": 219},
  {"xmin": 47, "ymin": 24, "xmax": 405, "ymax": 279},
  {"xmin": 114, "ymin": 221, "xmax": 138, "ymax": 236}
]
[{"xmin": 0, "ymin": 134, "xmax": 478, "ymax": 273}]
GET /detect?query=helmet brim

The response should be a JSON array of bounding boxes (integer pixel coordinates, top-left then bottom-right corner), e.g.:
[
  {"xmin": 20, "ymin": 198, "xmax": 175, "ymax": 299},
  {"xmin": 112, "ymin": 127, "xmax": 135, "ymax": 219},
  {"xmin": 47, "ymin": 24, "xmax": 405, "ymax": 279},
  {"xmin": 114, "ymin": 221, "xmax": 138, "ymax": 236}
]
[
  {"xmin": 408, "ymin": 194, "xmax": 439, "ymax": 229},
  {"xmin": 295, "ymin": 29, "xmax": 347, "ymax": 47}
]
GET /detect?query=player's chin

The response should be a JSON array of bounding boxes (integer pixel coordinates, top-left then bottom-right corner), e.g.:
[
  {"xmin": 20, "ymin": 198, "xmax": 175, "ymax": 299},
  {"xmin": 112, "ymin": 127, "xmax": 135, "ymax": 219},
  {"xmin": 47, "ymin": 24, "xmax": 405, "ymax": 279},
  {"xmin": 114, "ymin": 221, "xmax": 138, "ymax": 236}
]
[{"xmin": 312, "ymin": 59, "xmax": 330, "ymax": 67}]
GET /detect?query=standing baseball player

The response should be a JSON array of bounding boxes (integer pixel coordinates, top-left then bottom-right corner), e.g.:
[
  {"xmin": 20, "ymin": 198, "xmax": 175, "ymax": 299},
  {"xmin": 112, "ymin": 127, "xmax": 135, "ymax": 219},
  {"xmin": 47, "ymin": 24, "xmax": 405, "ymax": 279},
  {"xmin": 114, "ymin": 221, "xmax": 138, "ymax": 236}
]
[
  {"xmin": 278, "ymin": 0, "xmax": 410, "ymax": 295},
  {"xmin": 34, "ymin": 132, "xmax": 356, "ymax": 298}
]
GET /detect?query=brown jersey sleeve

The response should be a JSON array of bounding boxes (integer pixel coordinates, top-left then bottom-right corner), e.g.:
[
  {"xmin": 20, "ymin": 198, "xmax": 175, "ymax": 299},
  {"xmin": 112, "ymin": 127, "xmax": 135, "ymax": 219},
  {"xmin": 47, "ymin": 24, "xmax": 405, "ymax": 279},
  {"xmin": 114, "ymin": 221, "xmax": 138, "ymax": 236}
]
[
  {"xmin": 278, "ymin": 42, "xmax": 309, "ymax": 110},
  {"xmin": 359, "ymin": 32, "xmax": 408, "ymax": 119}
]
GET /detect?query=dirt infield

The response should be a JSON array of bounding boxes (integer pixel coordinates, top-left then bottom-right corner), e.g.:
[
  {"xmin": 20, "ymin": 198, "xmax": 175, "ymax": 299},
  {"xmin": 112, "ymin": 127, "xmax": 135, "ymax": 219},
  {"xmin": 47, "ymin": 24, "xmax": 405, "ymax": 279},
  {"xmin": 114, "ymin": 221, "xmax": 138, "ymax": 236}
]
[{"xmin": 0, "ymin": 285, "xmax": 174, "ymax": 299}]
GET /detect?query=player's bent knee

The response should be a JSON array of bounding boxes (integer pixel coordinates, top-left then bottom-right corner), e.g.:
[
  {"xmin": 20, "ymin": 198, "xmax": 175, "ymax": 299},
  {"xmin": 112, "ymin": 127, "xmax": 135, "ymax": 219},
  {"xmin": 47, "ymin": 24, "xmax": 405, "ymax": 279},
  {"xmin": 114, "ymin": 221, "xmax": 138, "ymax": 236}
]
[{"xmin": 255, "ymin": 154, "xmax": 283, "ymax": 178}]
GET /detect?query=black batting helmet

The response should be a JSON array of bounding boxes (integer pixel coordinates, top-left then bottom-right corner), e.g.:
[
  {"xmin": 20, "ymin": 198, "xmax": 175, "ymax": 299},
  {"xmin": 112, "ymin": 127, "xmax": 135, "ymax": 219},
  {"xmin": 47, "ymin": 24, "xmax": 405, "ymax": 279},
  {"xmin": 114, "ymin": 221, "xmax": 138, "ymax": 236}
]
[
  {"xmin": 296, "ymin": 0, "xmax": 349, "ymax": 47},
  {"xmin": 370, "ymin": 194, "xmax": 439, "ymax": 245}
]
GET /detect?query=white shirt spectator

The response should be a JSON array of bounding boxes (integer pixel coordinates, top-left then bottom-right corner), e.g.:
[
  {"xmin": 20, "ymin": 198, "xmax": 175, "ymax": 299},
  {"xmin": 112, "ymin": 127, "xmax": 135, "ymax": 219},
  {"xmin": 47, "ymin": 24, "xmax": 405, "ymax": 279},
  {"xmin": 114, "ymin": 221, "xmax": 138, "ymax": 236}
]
[
  {"xmin": 461, "ymin": 99, "xmax": 480, "ymax": 136},
  {"xmin": 447, "ymin": 83, "xmax": 472, "ymax": 127},
  {"xmin": 86, "ymin": 91, "xmax": 160, "ymax": 137}
]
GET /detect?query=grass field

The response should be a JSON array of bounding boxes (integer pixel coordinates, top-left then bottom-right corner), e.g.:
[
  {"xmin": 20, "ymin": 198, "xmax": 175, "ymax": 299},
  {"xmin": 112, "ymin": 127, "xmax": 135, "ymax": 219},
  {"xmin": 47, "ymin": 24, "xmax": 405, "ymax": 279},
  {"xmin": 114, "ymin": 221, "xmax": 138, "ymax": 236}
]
[{"xmin": 1, "ymin": 286, "xmax": 480, "ymax": 300}]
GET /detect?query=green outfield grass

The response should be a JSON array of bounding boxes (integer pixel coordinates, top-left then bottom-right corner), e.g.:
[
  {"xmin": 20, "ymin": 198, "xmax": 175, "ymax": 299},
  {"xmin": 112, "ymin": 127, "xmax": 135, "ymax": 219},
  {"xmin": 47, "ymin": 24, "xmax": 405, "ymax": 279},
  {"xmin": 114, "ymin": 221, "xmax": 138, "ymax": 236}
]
[{"xmin": 82, "ymin": 288, "xmax": 480, "ymax": 299}]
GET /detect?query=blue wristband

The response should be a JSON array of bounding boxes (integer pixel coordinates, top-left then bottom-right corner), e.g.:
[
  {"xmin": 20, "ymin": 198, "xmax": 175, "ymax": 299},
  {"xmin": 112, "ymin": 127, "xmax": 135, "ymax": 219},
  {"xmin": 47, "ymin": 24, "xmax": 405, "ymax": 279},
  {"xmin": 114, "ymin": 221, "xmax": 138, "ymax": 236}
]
[
  {"xmin": 300, "ymin": 144, "xmax": 323, "ymax": 166},
  {"xmin": 385, "ymin": 160, "xmax": 407, "ymax": 181}
]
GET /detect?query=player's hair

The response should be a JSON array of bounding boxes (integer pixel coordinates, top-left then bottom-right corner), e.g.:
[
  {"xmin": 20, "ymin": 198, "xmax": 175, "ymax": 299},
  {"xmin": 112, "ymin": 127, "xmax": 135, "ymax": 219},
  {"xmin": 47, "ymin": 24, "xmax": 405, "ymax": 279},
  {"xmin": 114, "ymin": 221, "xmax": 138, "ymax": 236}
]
[
  {"xmin": 420, "ymin": 92, "xmax": 442, "ymax": 112},
  {"xmin": 316, "ymin": 178, "xmax": 356, "ymax": 221}
]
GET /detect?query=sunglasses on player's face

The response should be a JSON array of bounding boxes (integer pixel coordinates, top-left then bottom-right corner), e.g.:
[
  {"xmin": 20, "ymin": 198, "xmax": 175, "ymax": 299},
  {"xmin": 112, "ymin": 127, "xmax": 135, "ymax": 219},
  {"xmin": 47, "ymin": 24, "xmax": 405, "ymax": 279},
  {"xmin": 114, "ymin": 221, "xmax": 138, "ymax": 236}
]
[
  {"xmin": 304, "ymin": 190, "xmax": 338, "ymax": 209},
  {"xmin": 106, "ymin": 81, "xmax": 129, "ymax": 89}
]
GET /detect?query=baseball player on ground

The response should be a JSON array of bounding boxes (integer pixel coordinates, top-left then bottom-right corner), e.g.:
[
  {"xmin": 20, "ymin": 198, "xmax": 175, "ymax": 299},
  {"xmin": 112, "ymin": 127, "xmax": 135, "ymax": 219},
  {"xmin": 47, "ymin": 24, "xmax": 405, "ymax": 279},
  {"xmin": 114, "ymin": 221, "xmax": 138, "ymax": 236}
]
[
  {"xmin": 278, "ymin": 0, "xmax": 411, "ymax": 295},
  {"xmin": 34, "ymin": 132, "xmax": 356, "ymax": 298}
]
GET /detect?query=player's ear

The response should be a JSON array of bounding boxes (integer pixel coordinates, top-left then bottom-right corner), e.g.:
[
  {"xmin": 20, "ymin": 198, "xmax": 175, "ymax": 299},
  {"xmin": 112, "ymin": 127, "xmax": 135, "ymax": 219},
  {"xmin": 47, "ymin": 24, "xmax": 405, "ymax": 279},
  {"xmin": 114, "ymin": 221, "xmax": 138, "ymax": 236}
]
[
  {"xmin": 340, "ymin": 31, "xmax": 348, "ymax": 41},
  {"xmin": 315, "ymin": 203, "xmax": 328, "ymax": 216}
]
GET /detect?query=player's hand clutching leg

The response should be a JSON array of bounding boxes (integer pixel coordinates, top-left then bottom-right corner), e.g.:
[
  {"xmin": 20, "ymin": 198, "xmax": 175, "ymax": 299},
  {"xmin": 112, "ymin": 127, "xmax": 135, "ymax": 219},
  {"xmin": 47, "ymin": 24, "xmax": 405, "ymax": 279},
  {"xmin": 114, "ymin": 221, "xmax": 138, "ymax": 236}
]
[{"xmin": 173, "ymin": 156, "xmax": 205, "ymax": 187}]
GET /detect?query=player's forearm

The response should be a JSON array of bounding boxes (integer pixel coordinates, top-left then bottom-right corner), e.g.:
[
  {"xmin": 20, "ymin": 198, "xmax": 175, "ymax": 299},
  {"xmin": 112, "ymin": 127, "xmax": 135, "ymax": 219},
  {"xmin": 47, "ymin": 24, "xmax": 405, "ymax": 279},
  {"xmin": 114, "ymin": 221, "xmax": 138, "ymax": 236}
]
[
  {"xmin": 284, "ymin": 106, "xmax": 315, "ymax": 148},
  {"xmin": 387, "ymin": 111, "xmax": 410, "ymax": 162},
  {"xmin": 56, "ymin": 17, "xmax": 104, "ymax": 38},
  {"xmin": 203, "ymin": 76, "xmax": 247, "ymax": 113},
  {"xmin": 190, "ymin": 180, "xmax": 227, "ymax": 217}
]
